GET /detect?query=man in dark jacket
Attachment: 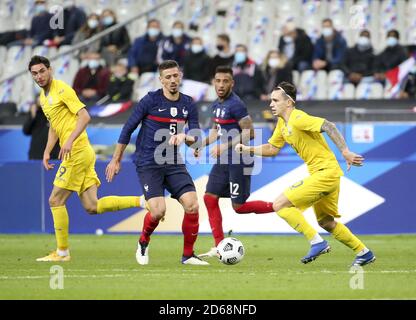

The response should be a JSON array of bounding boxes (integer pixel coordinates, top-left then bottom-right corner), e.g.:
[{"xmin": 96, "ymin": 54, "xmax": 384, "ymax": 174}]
[
  {"xmin": 23, "ymin": 97, "xmax": 59, "ymax": 160},
  {"xmin": 158, "ymin": 21, "xmax": 191, "ymax": 67},
  {"xmin": 209, "ymin": 34, "xmax": 234, "ymax": 79},
  {"xmin": 183, "ymin": 37, "xmax": 211, "ymax": 83},
  {"xmin": 343, "ymin": 30, "xmax": 375, "ymax": 85},
  {"xmin": 232, "ymin": 44, "xmax": 264, "ymax": 101},
  {"xmin": 22, "ymin": 0, "xmax": 54, "ymax": 47},
  {"xmin": 278, "ymin": 22, "xmax": 313, "ymax": 72},
  {"xmin": 128, "ymin": 19, "xmax": 163, "ymax": 76},
  {"xmin": 374, "ymin": 30, "xmax": 408, "ymax": 82},
  {"xmin": 51, "ymin": 0, "xmax": 87, "ymax": 46},
  {"xmin": 313, "ymin": 18, "xmax": 347, "ymax": 71}
]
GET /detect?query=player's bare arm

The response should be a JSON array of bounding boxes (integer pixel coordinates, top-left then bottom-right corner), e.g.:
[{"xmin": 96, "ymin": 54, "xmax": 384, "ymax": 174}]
[
  {"xmin": 321, "ymin": 119, "xmax": 364, "ymax": 170},
  {"xmin": 43, "ymin": 126, "xmax": 59, "ymax": 170},
  {"xmin": 194, "ymin": 123, "xmax": 219, "ymax": 158},
  {"xmin": 59, "ymin": 108, "xmax": 91, "ymax": 161},
  {"xmin": 106, "ymin": 143, "xmax": 128, "ymax": 182},
  {"xmin": 235, "ymin": 143, "xmax": 280, "ymax": 157},
  {"xmin": 211, "ymin": 115, "xmax": 254, "ymax": 158}
]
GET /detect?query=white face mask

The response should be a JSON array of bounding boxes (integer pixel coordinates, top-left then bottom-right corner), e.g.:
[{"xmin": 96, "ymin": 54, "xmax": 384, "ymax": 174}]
[
  {"xmin": 322, "ymin": 27, "xmax": 333, "ymax": 38},
  {"xmin": 268, "ymin": 58, "xmax": 280, "ymax": 69},
  {"xmin": 283, "ymin": 36, "xmax": 293, "ymax": 43},
  {"xmin": 63, "ymin": 0, "xmax": 75, "ymax": 8},
  {"xmin": 88, "ymin": 59, "xmax": 100, "ymax": 69},
  {"xmin": 148, "ymin": 28, "xmax": 160, "ymax": 38},
  {"xmin": 191, "ymin": 44, "xmax": 203, "ymax": 54},
  {"xmin": 88, "ymin": 19, "xmax": 99, "ymax": 29},
  {"xmin": 386, "ymin": 36, "xmax": 398, "ymax": 47},
  {"xmin": 172, "ymin": 28, "xmax": 183, "ymax": 38},
  {"xmin": 357, "ymin": 36, "xmax": 370, "ymax": 47}
]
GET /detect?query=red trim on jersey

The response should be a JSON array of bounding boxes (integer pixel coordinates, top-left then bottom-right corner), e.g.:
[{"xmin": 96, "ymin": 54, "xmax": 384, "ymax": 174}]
[
  {"xmin": 213, "ymin": 117, "xmax": 238, "ymax": 124},
  {"xmin": 147, "ymin": 115, "xmax": 186, "ymax": 123}
]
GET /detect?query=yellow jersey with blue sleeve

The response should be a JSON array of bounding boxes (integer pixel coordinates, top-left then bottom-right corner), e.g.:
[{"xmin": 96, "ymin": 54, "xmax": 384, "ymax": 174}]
[
  {"xmin": 39, "ymin": 79, "xmax": 89, "ymax": 150},
  {"xmin": 268, "ymin": 109, "xmax": 343, "ymax": 176}
]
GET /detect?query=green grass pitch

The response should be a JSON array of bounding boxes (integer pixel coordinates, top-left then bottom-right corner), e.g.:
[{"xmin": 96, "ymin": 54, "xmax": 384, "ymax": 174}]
[{"xmin": 1, "ymin": 234, "xmax": 415, "ymax": 299}]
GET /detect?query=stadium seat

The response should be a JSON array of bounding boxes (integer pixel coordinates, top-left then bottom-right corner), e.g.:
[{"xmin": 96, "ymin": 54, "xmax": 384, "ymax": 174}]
[
  {"xmin": 135, "ymin": 72, "xmax": 159, "ymax": 101},
  {"xmin": 299, "ymin": 70, "xmax": 327, "ymax": 100},
  {"xmin": 355, "ymin": 82, "xmax": 384, "ymax": 99}
]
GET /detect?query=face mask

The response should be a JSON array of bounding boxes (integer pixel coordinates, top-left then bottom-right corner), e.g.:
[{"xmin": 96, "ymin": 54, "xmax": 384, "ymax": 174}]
[
  {"xmin": 35, "ymin": 4, "xmax": 46, "ymax": 14},
  {"xmin": 216, "ymin": 44, "xmax": 225, "ymax": 51},
  {"xmin": 322, "ymin": 27, "xmax": 333, "ymax": 38},
  {"xmin": 268, "ymin": 58, "xmax": 280, "ymax": 69},
  {"xmin": 191, "ymin": 44, "xmax": 203, "ymax": 54},
  {"xmin": 284, "ymin": 36, "xmax": 293, "ymax": 43},
  {"xmin": 102, "ymin": 16, "xmax": 114, "ymax": 27},
  {"xmin": 88, "ymin": 19, "xmax": 99, "ymax": 29},
  {"xmin": 234, "ymin": 52, "xmax": 246, "ymax": 64},
  {"xmin": 172, "ymin": 28, "xmax": 183, "ymax": 38},
  {"xmin": 88, "ymin": 59, "xmax": 100, "ymax": 69},
  {"xmin": 386, "ymin": 36, "xmax": 398, "ymax": 47},
  {"xmin": 148, "ymin": 28, "xmax": 160, "ymax": 38},
  {"xmin": 357, "ymin": 36, "xmax": 370, "ymax": 47}
]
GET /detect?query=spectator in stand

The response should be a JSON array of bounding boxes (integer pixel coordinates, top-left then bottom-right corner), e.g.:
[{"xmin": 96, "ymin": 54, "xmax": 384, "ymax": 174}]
[
  {"xmin": 158, "ymin": 21, "xmax": 191, "ymax": 67},
  {"xmin": 99, "ymin": 9, "xmax": 131, "ymax": 67},
  {"xmin": 374, "ymin": 30, "xmax": 408, "ymax": 82},
  {"xmin": 72, "ymin": 13, "xmax": 102, "ymax": 60},
  {"xmin": 232, "ymin": 44, "xmax": 264, "ymax": 100},
  {"xmin": 73, "ymin": 51, "xmax": 110, "ymax": 106},
  {"xmin": 23, "ymin": 96, "xmax": 60, "ymax": 160},
  {"xmin": 260, "ymin": 50, "xmax": 293, "ymax": 101},
  {"xmin": 14, "ymin": 0, "xmax": 54, "ymax": 47},
  {"xmin": 209, "ymin": 34, "xmax": 234, "ymax": 79},
  {"xmin": 128, "ymin": 19, "xmax": 163, "ymax": 76},
  {"xmin": 278, "ymin": 22, "xmax": 313, "ymax": 72},
  {"xmin": 342, "ymin": 30, "xmax": 375, "ymax": 85},
  {"xmin": 183, "ymin": 37, "xmax": 211, "ymax": 83},
  {"xmin": 50, "ymin": 0, "xmax": 86, "ymax": 47},
  {"xmin": 313, "ymin": 18, "xmax": 347, "ymax": 71},
  {"xmin": 106, "ymin": 61, "xmax": 134, "ymax": 103},
  {"xmin": 400, "ymin": 65, "xmax": 416, "ymax": 99}
]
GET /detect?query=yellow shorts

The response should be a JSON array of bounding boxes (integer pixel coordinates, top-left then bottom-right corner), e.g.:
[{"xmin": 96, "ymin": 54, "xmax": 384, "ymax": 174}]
[
  {"xmin": 53, "ymin": 144, "xmax": 101, "ymax": 195},
  {"xmin": 283, "ymin": 168, "xmax": 341, "ymax": 222}
]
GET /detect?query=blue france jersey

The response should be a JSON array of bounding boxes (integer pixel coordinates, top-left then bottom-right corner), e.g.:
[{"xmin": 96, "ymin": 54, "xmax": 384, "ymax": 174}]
[
  {"xmin": 212, "ymin": 91, "xmax": 248, "ymax": 148},
  {"xmin": 118, "ymin": 89, "xmax": 200, "ymax": 167}
]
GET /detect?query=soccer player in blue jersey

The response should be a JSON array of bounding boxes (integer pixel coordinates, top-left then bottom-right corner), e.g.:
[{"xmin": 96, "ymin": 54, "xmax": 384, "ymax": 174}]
[
  {"xmin": 106, "ymin": 60, "xmax": 208, "ymax": 265},
  {"xmin": 197, "ymin": 66, "xmax": 275, "ymax": 258}
]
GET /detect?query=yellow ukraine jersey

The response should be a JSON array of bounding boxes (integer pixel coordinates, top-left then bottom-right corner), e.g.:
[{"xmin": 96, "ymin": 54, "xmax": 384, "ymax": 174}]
[
  {"xmin": 268, "ymin": 109, "xmax": 343, "ymax": 176},
  {"xmin": 39, "ymin": 79, "xmax": 89, "ymax": 150}
]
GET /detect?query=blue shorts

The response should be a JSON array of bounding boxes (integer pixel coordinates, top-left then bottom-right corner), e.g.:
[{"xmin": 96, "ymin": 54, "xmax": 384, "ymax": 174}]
[
  {"xmin": 137, "ymin": 164, "xmax": 196, "ymax": 200},
  {"xmin": 205, "ymin": 164, "xmax": 252, "ymax": 204}
]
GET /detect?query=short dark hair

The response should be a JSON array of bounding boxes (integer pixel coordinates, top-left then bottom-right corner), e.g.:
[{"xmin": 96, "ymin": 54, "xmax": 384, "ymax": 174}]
[
  {"xmin": 322, "ymin": 18, "xmax": 333, "ymax": 25},
  {"xmin": 28, "ymin": 55, "xmax": 51, "ymax": 71},
  {"xmin": 217, "ymin": 33, "xmax": 230, "ymax": 44},
  {"xmin": 215, "ymin": 65, "xmax": 233, "ymax": 77},
  {"xmin": 158, "ymin": 60, "xmax": 179, "ymax": 73},
  {"xmin": 387, "ymin": 29, "xmax": 400, "ymax": 39},
  {"xmin": 275, "ymin": 81, "xmax": 296, "ymax": 103}
]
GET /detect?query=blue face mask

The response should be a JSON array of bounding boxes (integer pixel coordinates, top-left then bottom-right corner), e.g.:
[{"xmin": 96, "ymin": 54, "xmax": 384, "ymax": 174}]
[
  {"xmin": 88, "ymin": 59, "xmax": 100, "ymax": 69},
  {"xmin": 148, "ymin": 28, "xmax": 160, "ymax": 38},
  {"xmin": 35, "ymin": 4, "xmax": 46, "ymax": 15},
  {"xmin": 234, "ymin": 52, "xmax": 246, "ymax": 64},
  {"xmin": 191, "ymin": 44, "xmax": 203, "ymax": 54},
  {"xmin": 102, "ymin": 16, "xmax": 114, "ymax": 27},
  {"xmin": 172, "ymin": 28, "xmax": 183, "ymax": 38},
  {"xmin": 386, "ymin": 36, "xmax": 398, "ymax": 47}
]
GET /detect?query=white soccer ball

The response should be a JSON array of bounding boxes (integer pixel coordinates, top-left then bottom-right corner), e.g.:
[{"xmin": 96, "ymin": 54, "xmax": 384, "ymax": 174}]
[{"xmin": 217, "ymin": 237, "xmax": 245, "ymax": 265}]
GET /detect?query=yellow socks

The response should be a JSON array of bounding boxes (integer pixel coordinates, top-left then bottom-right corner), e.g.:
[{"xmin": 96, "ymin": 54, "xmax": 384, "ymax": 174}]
[
  {"xmin": 97, "ymin": 196, "xmax": 141, "ymax": 214},
  {"xmin": 277, "ymin": 207, "xmax": 317, "ymax": 241},
  {"xmin": 331, "ymin": 222, "xmax": 366, "ymax": 253},
  {"xmin": 51, "ymin": 206, "xmax": 69, "ymax": 251}
]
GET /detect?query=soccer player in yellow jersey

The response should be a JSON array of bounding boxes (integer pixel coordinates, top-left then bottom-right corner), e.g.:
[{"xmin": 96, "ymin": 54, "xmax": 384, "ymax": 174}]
[
  {"xmin": 236, "ymin": 82, "xmax": 376, "ymax": 266},
  {"xmin": 28, "ymin": 55, "xmax": 144, "ymax": 262}
]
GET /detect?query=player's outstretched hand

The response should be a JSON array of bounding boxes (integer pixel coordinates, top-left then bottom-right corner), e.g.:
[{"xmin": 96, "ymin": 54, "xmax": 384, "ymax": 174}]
[
  {"xmin": 106, "ymin": 159, "xmax": 121, "ymax": 183},
  {"xmin": 169, "ymin": 133, "xmax": 186, "ymax": 146},
  {"xmin": 42, "ymin": 152, "xmax": 54, "ymax": 171},
  {"xmin": 342, "ymin": 149, "xmax": 364, "ymax": 171},
  {"xmin": 59, "ymin": 140, "xmax": 72, "ymax": 161},
  {"xmin": 235, "ymin": 143, "xmax": 249, "ymax": 154}
]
